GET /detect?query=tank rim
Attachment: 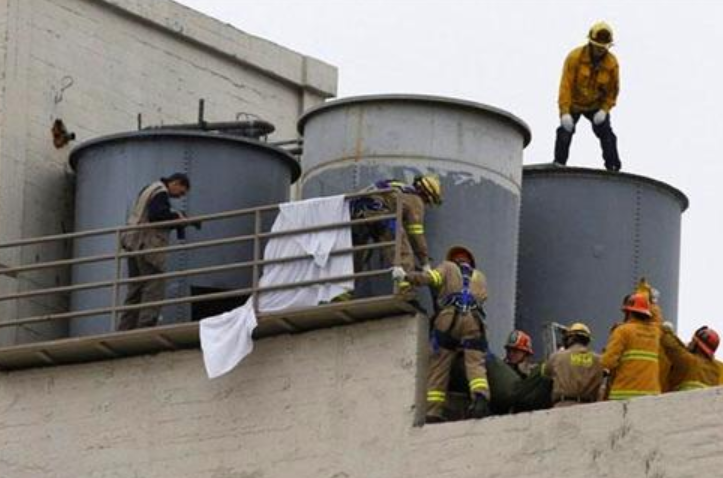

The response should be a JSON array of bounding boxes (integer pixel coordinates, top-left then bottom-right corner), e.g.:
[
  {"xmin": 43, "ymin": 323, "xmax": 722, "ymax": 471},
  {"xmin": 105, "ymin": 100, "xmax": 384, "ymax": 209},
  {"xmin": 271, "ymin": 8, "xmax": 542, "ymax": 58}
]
[
  {"xmin": 297, "ymin": 93, "xmax": 532, "ymax": 147},
  {"xmin": 523, "ymin": 164, "xmax": 689, "ymax": 212},
  {"xmin": 69, "ymin": 129, "xmax": 301, "ymax": 182}
]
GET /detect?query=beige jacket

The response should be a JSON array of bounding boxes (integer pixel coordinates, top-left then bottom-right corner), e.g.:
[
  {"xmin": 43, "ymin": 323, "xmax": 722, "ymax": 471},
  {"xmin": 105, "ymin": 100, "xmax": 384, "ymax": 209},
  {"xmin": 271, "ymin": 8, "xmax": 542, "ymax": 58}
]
[{"xmin": 120, "ymin": 181, "xmax": 172, "ymax": 269}]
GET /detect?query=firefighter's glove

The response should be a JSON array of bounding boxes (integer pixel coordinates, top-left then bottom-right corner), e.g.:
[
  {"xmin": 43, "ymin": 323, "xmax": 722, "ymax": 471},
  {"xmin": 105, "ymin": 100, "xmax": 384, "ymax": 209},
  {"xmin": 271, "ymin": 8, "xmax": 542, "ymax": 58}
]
[
  {"xmin": 650, "ymin": 287, "xmax": 660, "ymax": 304},
  {"xmin": 560, "ymin": 114, "xmax": 575, "ymax": 132},
  {"xmin": 422, "ymin": 263, "xmax": 433, "ymax": 274},
  {"xmin": 593, "ymin": 109, "xmax": 607, "ymax": 125},
  {"xmin": 391, "ymin": 266, "xmax": 407, "ymax": 282}
]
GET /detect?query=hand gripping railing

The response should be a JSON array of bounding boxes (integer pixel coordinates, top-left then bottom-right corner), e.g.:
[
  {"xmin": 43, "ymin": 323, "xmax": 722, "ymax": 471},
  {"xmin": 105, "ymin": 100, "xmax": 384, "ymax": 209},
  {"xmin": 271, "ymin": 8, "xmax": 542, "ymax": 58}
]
[{"xmin": 0, "ymin": 190, "xmax": 405, "ymax": 333}]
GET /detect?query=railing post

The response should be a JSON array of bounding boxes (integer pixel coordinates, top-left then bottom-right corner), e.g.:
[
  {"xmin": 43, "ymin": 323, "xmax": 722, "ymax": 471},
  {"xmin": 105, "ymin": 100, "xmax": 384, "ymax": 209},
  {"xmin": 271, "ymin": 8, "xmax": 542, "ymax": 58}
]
[
  {"xmin": 393, "ymin": 191, "xmax": 403, "ymax": 295},
  {"xmin": 110, "ymin": 229, "xmax": 123, "ymax": 330},
  {"xmin": 252, "ymin": 209, "xmax": 262, "ymax": 314}
]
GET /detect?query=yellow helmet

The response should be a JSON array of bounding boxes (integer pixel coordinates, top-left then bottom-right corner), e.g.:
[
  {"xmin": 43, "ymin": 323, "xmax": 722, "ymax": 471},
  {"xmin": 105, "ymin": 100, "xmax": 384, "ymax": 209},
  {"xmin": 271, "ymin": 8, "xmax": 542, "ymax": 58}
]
[
  {"xmin": 565, "ymin": 322, "xmax": 592, "ymax": 340},
  {"xmin": 588, "ymin": 21, "xmax": 614, "ymax": 48},
  {"xmin": 414, "ymin": 175, "xmax": 442, "ymax": 206}
]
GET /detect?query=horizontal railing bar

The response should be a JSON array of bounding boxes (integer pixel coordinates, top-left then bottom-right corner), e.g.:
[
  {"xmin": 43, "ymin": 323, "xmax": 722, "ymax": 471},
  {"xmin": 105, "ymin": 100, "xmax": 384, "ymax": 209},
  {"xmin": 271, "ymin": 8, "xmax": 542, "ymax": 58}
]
[
  {"xmin": 0, "ymin": 189, "xmax": 395, "ymax": 249},
  {"xmin": 0, "ymin": 241, "xmax": 394, "ymax": 302},
  {"xmin": 0, "ymin": 268, "xmax": 390, "ymax": 329},
  {"xmin": 0, "ymin": 215, "xmax": 395, "ymax": 277}
]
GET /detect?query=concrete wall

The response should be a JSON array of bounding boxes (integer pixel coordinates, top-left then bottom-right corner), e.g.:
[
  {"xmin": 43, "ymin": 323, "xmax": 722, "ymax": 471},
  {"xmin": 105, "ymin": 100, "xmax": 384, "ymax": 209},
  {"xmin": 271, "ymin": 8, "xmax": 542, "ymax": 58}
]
[
  {"xmin": 0, "ymin": 315, "xmax": 722, "ymax": 478},
  {"xmin": 0, "ymin": 0, "xmax": 337, "ymax": 344}
]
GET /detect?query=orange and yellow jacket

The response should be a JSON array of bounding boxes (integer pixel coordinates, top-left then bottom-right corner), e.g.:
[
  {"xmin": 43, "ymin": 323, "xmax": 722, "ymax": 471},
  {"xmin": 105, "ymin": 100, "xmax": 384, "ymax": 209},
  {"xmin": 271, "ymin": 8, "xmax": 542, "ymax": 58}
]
[
  {"xmin": 660, "ymin": 329, "xmax": 719, "ymax": 391},
  {"xmin": 716, "ymin": 360, "xmax": 723, "ymax": 386},
  {"xmin": 558, "ymin": 45, "xmax": 619, "ymax": 115},
  {"xmin": 601, "ymin": 317, "xmax": 662, "ymax": 400}
]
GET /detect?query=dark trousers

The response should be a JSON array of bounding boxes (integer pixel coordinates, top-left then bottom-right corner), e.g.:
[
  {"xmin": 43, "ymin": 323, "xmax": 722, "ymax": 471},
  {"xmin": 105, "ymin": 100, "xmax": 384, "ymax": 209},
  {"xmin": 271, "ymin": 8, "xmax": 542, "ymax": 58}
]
[
  {"xmin": 118, "ymin": 256, "xmax": 165, "ymax": 330},
  {"xmin": 554, "ymin": 111, "xmax": 621, "ymax": 171}
]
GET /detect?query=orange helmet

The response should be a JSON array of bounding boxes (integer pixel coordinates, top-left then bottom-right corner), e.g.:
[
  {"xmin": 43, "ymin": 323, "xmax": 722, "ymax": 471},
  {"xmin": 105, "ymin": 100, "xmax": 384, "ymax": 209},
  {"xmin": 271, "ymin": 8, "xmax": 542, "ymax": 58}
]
[
  {"xmin": 445, "ymin": 245, "xmax": 476, "ymax": 268},
  {"xmin": 505, "ymin": 330, "xmax": 534, "ymax": 355},
  {"xmin": 621, "ymin": 293, "xmax": 652, "ymax": 318},
  {"xmin": 693, "ymin": 326, "xmax": 719, "ymax": 359}
]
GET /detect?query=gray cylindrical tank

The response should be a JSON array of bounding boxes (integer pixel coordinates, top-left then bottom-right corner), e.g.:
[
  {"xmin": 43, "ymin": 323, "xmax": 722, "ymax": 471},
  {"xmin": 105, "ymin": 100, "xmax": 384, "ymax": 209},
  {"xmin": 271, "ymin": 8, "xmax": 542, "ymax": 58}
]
[
  {"xmin": 298, "ymin": 94, "xmax": 531, "ymax": 353},
  {"xmin": 517, "ymin": 165, "xmax": 688, "ymax": 356},
  {"xmin": 69, "ymin": 130, "xmax": 299, "ymax": 336}
]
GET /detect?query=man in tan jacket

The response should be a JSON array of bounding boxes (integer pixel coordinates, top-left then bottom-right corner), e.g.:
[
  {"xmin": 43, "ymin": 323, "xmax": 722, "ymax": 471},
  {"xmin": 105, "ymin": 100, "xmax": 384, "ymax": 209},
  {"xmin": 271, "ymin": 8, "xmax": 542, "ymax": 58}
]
[
  {"xmin": 118, "ymin": 173, "xmax": 191, "ymax": 330},
  {"xmin": 543, "ymin": 322, "xmax": 603, "ymax": 407},
  {"xmin": 393, "ymin": 245, "xmax": 489, "ymax": 423}
]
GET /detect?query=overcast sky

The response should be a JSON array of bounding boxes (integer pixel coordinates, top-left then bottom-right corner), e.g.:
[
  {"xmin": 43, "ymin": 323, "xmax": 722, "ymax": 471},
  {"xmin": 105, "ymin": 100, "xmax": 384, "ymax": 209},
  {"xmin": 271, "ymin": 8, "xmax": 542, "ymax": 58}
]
[{"xmin": 177, "ymin": 0, "xmax": 723, "ymax": 344}]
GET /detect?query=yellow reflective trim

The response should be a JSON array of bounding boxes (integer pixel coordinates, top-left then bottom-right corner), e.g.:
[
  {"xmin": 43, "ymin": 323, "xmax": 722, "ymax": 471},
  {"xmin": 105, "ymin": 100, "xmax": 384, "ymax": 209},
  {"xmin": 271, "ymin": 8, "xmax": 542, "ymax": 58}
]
[
  {"xmin": 429, "ymin": 270, "xmax": 443, "ymax": 288},
  {"xmin": 427, "ymin": 397, "xmax": 446, "ymax": 403},
  {"xmin": 427, "ymin": 390, "xmax": 446, "ymax": 396},
  {"xmin": 469, "ymin": 378, "xmax": 489, "ymax": 391},
  {"xmin": 677, "ymin": 381, "xmax": 709, "ymax": 391},
  {"xmin": 608, "ymin": 390, "xmax": 659, "ymax": 400},
  {"xmin": 621, "ymin": 350, "xmax": 659, "ymax": 363},
  {"xmin": 406, "ymin": 224, "xmax": 425, "ymax": 235}
]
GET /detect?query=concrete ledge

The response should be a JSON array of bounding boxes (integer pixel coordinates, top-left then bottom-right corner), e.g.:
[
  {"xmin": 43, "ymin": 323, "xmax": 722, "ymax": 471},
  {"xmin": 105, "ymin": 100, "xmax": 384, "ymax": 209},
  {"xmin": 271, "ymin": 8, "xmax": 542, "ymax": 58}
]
[{"xmin": 1, "ymin": 314, "xmax": 722, "ymax": 477}]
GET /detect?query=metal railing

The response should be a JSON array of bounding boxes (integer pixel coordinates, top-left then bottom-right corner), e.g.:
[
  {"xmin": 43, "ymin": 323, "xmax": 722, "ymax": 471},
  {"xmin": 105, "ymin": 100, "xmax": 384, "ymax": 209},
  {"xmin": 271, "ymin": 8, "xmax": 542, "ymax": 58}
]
[{"xmin": 0, "ymin": 190, "xmax": 404, "ymax": 335}]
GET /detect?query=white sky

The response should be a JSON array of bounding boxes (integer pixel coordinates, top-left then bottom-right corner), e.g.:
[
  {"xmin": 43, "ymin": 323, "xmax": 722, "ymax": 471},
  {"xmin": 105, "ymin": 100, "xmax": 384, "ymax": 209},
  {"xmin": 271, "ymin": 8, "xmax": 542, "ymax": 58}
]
[{"xmin": 177, "ymin": 0, "xmax": 723, "ymax": 344}]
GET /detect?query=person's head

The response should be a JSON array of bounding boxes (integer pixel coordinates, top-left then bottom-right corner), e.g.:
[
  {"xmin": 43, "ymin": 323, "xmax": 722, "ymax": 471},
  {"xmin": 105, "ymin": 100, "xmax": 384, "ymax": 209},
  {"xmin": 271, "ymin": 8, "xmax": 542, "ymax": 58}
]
[
  {"xmin": 621, "ymin": 293, "xmax": 652, "ymax": 321},
  {"xmin": 505, "ymin": 330, "xmax": 534, "ymax": 363},
  {"xmin": 588, "ymin": 21, "xmax": 614, "ymax": 60},
  {"xmin": 445, "ymin": 245, "xmax": 476, "ymax": 269},
  {"xmin": 413, "ymin": 175, "xmax": 442, "ymax": 206},
  {"xmin": 688, "ymin": 326, "xmax": 720, "ymax": 359},
  {"xmin": 163, "ymin": 173, "xmax": 190, "ymax": 198},
  {"xmin": 563, "ymin": 322, "xmax": 592, "ymax": 348}
]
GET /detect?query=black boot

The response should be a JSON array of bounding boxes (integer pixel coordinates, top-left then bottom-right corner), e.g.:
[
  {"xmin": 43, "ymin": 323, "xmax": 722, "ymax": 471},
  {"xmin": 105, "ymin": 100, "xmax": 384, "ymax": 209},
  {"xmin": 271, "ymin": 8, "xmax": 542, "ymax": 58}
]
[
  {"xmin": 468, "ymin": 394, "xmax": 491, "ymax": 419},
  {"xmin": 425, "ymin": 415, "xmax": 446, "ymax": 424}
]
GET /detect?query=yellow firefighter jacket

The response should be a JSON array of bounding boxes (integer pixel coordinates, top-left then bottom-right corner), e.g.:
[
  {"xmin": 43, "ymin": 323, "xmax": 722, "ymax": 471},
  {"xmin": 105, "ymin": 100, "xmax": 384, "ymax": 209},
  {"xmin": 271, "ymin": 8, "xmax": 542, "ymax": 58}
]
[
  {"xmin": 559, "ymin": 45, "xmax": 619, "ymax": 115},
  {"xmin": 717, "ymin": 360, "xmax": 723, "ymax": 385},
  {"xmin": 601, "ymin": 317, "xmax": 662, "ymax": 400},
  {"xmin": 661, "ymin": 329, "xmax": 720, "ymax": 391}
]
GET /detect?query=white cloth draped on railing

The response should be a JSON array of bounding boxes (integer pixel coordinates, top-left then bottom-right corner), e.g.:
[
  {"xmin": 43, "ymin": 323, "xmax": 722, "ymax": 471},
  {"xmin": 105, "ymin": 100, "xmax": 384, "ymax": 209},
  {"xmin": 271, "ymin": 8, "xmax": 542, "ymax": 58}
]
[{"xmin": 200, "ymin": 195, "xmax": 353, "ymax": 379}]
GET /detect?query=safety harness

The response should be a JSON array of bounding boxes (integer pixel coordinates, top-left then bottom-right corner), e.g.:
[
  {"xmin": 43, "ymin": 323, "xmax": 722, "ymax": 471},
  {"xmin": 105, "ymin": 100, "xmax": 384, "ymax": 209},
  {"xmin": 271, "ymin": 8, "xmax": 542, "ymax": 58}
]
[{"xmin": 431, "ymin": 263, "xmax": 488, "ymax": 353}]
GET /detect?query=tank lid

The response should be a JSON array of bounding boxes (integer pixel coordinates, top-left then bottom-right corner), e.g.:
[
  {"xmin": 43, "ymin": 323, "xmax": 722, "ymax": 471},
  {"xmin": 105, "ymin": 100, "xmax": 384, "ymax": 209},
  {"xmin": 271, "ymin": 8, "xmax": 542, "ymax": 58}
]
[
  {"xmin": 69, "ymin": 129, "xmax": 301, "ymax": 182},
  {"xmin": 523, "ymin": 164, "xmax": 689, "ymax": 212},
  {"xmin": 297, "ymin": 93, "xmax": 532, "ymax": 147}
]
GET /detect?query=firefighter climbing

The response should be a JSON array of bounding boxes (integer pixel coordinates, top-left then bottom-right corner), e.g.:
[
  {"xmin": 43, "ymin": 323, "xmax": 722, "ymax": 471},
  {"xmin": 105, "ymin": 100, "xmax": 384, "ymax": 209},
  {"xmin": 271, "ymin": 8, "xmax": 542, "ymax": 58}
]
[{"xmin": 392, "ymin": 245, "xmax": 490, "ymax": 423}]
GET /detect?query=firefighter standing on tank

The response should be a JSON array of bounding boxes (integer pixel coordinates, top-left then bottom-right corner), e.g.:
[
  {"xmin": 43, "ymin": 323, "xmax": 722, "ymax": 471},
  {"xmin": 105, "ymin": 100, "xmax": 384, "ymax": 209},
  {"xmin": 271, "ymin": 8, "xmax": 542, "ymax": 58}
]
[{"xmin": 392, "ymin": 245, "xmax": 490, "ymax": 423}]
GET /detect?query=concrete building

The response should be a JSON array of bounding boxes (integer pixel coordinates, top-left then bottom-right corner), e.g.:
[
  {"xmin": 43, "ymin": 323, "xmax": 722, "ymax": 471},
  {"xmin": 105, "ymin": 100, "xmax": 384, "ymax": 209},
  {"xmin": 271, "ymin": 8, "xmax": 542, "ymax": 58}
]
[
  {"xmin": 0, "ymin": 0, "xmax": 336, "ymax": 344},
  {"xmin": 1, "ymin": 315, "xmax": 722, "ymax": 478}
]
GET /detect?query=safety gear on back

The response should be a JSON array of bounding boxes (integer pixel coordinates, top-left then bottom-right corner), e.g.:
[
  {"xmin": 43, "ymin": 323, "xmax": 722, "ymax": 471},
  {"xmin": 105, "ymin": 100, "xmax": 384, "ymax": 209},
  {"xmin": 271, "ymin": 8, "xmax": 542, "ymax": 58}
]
[
  {"xmin": 565, "ymin": 322, "xmax": 592, "ymax": 340},
  {"xmin": 693, "ymin": 326, "xmax": 720, "ymax": 359},
  {"xmin": 588, "ymin": 21, "xmax": 614, "ymax": 48},
  {"xmin": 505, "ymin": 330, "xmax": 534, "ymax": 355},
  {"xmin": 445, "ymin": 245, "xmax": 476, "ymax": 268},
  {"xmin": 622, "ymin": 293, "xmax": 652, "ymax": 318},
  {"xmin": 414, "ymin": 175, "xmax": 442, "ymax": 206}
]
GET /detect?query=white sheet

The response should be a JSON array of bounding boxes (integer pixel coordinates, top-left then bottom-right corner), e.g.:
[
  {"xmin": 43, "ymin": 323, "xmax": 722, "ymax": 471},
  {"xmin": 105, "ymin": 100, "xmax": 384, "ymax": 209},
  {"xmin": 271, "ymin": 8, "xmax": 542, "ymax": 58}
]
[{"xmin": 200, "ymin": 195, "xmax": 353, "ymax": 379}]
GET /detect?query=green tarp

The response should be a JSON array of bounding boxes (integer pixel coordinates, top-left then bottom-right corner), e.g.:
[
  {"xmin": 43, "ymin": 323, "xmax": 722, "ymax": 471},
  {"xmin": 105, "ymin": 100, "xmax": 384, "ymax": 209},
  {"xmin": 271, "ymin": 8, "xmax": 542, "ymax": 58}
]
[{"xmin": 486, "ymin": 354, "xmax": 553, "ymax": 413}]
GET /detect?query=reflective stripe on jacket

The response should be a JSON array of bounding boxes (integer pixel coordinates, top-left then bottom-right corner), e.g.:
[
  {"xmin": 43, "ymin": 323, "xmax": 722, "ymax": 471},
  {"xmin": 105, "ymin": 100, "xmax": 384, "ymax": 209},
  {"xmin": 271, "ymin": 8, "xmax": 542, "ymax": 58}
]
[
  {"xmin": 601, "ymin": 318, "xmax": 661, "ymax": 399},
  {"xmin": 558, "ymin": 45, "xmax": 619, "ymax": 115}
]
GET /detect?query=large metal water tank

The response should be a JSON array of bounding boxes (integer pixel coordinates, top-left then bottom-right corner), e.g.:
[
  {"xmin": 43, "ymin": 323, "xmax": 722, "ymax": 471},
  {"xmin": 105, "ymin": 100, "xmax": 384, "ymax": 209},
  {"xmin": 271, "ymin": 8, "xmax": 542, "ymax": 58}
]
[
  {"xmin": 517, "ymin": 165, "xmax": 688, "ymax": 356},
  {"xmin": 298, "ymin": 94, "xmax": 531, "ymax": 353},
  {"xmin": 69, "ymin": 130, "xmax": 299, "ymax": 336}
]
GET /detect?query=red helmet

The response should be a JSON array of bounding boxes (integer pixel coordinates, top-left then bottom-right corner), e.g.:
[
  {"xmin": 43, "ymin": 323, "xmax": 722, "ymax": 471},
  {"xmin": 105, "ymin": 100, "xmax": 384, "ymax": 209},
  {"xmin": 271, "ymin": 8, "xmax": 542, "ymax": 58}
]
[
  {"xmin": 621, "ymin": 293, "xmax": 652, "ymax": 318},
  {"xmin": 505, "ymin": 330, "xmax": 534, "ymax": 355},
  {"xmin": 693, "ymin": 326, "xmax": 719, "ymax": 359}
]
